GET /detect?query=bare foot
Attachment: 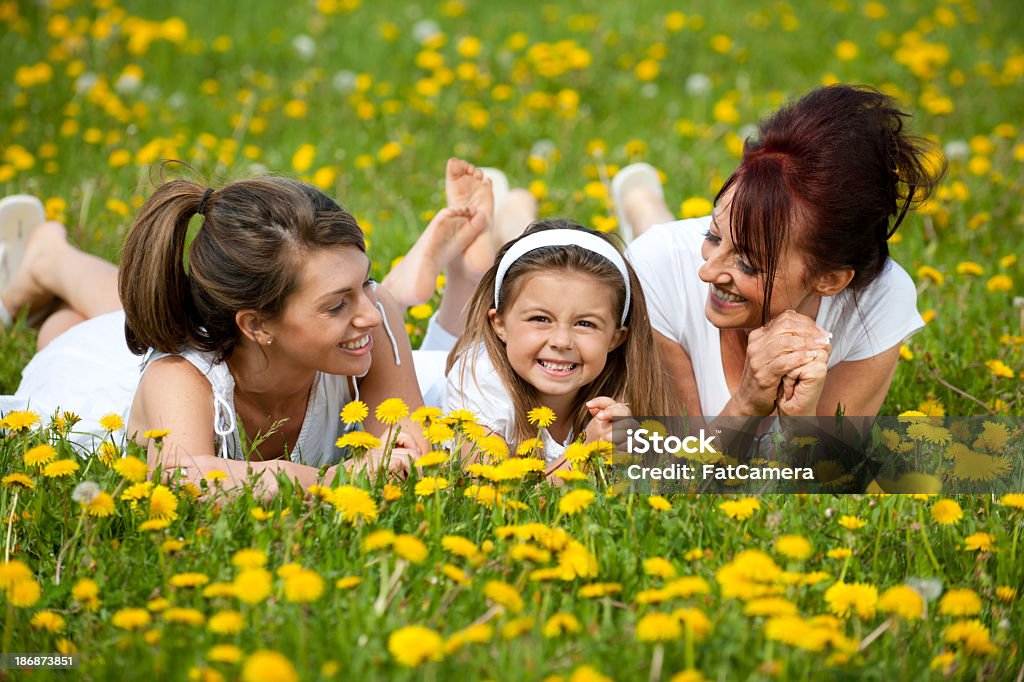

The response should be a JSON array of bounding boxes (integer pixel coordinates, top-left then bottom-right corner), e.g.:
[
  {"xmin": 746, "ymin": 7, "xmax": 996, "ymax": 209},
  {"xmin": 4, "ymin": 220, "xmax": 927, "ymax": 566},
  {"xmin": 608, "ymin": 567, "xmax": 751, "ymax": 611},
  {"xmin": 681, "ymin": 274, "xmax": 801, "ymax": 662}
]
[
  {"xmin": 445, "ymin": 158, "xmax": 496, "ymax": 278},
  {"xmin": 382, "ymin": 206, "xmax": 479, "ymax": 307},
  {"xmin": 2, "ymin": 221, "xmax": 68, "ymax": 319}
]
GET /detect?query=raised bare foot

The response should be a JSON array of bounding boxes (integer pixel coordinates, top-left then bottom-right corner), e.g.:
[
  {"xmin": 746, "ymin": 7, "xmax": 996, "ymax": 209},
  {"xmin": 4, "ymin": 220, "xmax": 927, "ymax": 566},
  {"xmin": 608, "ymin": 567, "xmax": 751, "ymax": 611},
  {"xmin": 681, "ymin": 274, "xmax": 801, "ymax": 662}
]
[
  {"xmin": 1, "ymin": 221, "xmax": 68, "ymax": 320},
  {"xmin": 381, "ymin": 206, "xmax": 479, "ymax": 308},
  {"xmin": 445, "ymin": 158, "xmax": 496, "ymax": 278}
]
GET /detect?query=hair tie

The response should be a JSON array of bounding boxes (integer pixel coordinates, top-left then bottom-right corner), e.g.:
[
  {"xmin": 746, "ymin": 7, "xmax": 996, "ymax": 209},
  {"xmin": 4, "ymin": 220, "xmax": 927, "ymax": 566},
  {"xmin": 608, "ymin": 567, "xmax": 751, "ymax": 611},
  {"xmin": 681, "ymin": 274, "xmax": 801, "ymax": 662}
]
[
  {"xmin": 493, "ymin": 229, "xmax": 632, "ymax": 325},
  {"xmin": 197, "ymin": 187, "xmax": 214, "ymax": 216}
]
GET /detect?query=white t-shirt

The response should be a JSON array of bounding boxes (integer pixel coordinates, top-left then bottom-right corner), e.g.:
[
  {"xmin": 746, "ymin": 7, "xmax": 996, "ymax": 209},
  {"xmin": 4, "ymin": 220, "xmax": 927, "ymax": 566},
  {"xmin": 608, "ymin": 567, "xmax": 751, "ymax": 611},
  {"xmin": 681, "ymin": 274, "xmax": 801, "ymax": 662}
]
[
  {"xmin": 444, "ymin": 345, "xmax": 571, "ymax": 464},
  {"xmin": 626, "ymin": 216, "xmax": 925, "ymax": 416}
]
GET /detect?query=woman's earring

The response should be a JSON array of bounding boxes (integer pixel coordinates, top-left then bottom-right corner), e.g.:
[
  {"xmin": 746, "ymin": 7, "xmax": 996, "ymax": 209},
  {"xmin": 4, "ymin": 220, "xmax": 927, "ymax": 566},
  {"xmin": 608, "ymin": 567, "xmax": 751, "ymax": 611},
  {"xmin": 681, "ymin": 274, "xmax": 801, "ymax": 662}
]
[{"xmin": 266, "ymin": 338, "xmax": 273, "ymax": 346}]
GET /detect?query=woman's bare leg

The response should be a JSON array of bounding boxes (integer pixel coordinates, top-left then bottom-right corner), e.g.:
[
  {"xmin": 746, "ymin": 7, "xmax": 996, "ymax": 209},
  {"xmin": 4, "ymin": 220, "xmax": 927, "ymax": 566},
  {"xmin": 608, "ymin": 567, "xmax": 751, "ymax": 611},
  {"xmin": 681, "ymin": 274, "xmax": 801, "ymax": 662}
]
[
  {"xmin": 1, "ymin": 221, "xmax": 120, "ymax": 325},
  {"xmin": 36, "ymin": 303, "xmax": 87, "ymax": 350},
  {"xmin": 623, "ymin": 187, "xmax": 674, "ymax": 238}
]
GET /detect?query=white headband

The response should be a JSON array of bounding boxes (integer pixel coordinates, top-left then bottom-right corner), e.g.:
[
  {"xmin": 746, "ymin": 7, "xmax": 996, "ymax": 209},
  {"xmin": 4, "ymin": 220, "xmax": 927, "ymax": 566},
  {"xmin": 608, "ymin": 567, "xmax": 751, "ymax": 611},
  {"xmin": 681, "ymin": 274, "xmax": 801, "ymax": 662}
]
[{"xmin": 493, "ymin": 229, "xmax": 632, "ymax": 325}]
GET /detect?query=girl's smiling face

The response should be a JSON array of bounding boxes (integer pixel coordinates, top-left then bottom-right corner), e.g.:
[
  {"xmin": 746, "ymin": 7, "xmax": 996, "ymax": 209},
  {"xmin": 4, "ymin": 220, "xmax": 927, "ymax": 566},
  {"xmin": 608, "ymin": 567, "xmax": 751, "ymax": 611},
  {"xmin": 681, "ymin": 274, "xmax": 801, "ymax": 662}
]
[{"xmin": 488, "ymin": 271, "xmax": 626, "ymax": 413}]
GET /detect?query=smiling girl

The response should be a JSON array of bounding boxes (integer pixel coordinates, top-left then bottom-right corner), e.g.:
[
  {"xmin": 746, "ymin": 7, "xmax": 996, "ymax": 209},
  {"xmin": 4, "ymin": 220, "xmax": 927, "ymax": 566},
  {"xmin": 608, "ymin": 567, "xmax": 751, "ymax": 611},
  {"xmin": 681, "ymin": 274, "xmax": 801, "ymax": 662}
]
[{"xmin": 445, "ymin": 219, "xmax": 677, "ymax": 464}]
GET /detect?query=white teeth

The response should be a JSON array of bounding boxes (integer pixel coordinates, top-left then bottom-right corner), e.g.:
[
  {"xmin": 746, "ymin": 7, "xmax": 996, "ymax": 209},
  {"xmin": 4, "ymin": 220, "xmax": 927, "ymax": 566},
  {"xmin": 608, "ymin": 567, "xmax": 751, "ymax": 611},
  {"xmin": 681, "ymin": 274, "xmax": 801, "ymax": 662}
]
[
  {"xmin": 713, "ymin": 285, "xmax": 746, "ymax": 303},
  {"xmin": 539, "ymin": 360, "xmax": 576, "ymax": 371},
  {"xmin": 341, "ymin": 335, "xmax": 369, "ymax": 350}
]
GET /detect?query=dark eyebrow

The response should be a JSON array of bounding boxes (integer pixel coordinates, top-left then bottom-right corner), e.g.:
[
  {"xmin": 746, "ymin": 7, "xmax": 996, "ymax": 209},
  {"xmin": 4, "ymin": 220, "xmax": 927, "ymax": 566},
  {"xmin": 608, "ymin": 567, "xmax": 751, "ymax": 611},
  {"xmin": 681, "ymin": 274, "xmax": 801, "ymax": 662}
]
[{"xmin": 314, "ymin": 263, "xmax": 372, "ymax": 305}]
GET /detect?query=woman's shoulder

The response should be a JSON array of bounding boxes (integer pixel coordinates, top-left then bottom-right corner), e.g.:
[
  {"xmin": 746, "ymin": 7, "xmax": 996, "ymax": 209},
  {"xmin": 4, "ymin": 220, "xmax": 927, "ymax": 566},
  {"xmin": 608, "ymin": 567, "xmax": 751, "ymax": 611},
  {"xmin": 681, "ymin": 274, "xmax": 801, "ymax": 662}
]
[{"xmin": 129, "ymin": 355, "xmax": 216, "ymax": 433}]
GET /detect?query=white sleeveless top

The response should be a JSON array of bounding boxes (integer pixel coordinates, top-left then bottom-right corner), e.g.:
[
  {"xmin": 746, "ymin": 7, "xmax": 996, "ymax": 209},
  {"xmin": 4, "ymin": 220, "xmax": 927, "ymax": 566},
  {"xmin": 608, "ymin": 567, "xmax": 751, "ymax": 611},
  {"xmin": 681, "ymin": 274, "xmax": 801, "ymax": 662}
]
[{"xmin": 141, "ymin": 348, "xmax": 355, "ymax": 467}]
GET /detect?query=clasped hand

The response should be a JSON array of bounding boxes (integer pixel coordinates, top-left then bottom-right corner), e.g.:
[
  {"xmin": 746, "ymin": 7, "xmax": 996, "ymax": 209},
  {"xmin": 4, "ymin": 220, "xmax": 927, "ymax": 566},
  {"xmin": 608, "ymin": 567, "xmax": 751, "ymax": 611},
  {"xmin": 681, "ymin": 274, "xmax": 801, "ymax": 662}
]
[{"xmin": 736, "ymin": 310, "xmax": 832, "ymax": 417}]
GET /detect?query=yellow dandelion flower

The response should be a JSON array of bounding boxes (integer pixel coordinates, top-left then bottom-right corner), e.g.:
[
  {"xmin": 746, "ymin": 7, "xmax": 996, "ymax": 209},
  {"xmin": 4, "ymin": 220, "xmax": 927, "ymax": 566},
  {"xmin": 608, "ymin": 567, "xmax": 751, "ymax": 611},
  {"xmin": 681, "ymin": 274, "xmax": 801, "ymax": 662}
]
[
  {"xmin": 207, "ymin": 610, "xmax": 244, "ymax": 635},
  {"xmin": 985, "ymin": 359, "xmax": 1015, "ymax": 378},
  {"xmin": 99, "ymin": 413, "xmax": 124, "ymax": 431},
  {"xmin": 774, "ymin": 535, "xmax": 812, "ymax": 560},
  {"xmin": 647, "ymin": 495, "xmax": 672, "ymax": 511},
  {"xmin": 163, "ymin": 607, "xmax": 205, "ymax": 626},
  {"xmin": 425, "ymin": 421, "xmax": 455, "ymax": 445},
  {"xmin": 719, "ymin": 497, "xmax": 761, "ymax": 520},
  {"xmin": 329, "ymin": 486, "xmax": 378, "ymax": 523},
  {"xmin": 825, "ymin": 581, "xmax": 878, "ymax": 620},
  {"xmin": 636, "ymin": 612, "xmax": 681, "ymax": 642},
  {"xmin": 335, "ymin": 576, "xmax": 362, "ymax": 590},
  {"xmin": 30, "ymin": 610, "xmax": 66, "ymax": 633},
  {"xmin": 113, "ymin": 456, "xmax": 149, "ymax": 483},
  {"xmin": 543, "ymin": 612, "xmax": 581, "ymax": 638},
  {"xmin": 375, "ymin": 398, "xmax": 409, "ymax": 425},
  {"xmin": 335, "ymin": 431, "xmax": 382, "ymax": 451},
  {"xmin": 643, "ymin": 557, "xmax": 677, "ymax": 579},
  {"xmin": 233, "ymin": 569, "xmax": 272, "ymax": 605},
  {"xmin": 143, "ymin": 429, "xmax": 170, "ymax": 440},
  {"xmin": 24, "ymin": 444, "xmax": 58, "ymax": 467},
  {"xmin": 388, "ymin": 625, "xmax": 443, "ymax": 667},
  {"xmin": 939, "ymin": 588, "xmax": 982, "ymax": 616},
  {"xmin": 170, "ymin": 572, "xmax": 209, "ymax": 588},
  {"xmin": 87, "ymin": 492, "xmax": 115, "ymax": 517},
  {"xmin": 527, "ymin": 406, "xmax": 556, "ymax": 428},
  {"xmin": 995, "ymin": 586, "xmax": 1017, "ymax": 602},
  {"xmin": 0, "ymin": 563, "xmax": 33, "ymax": 591},
  {"xmin": 393, "ymin": 534, "xmax": 428, "ymax": 563},
  {"xmin": 827, "ymin": 548, "xmax": 853, "ymax": 560},
  {"xmin": 43, "ymin": 459, "xmax": 79, "ymax": 478},
  {"xmin": 878, "ymin": 585, "xmax": 925, "ymax": 620},
  {"xmin": 382, "ymin": 483, "xmax": 402, "ymax": 502},
  {"xmin": 414, "ymin": 451, "xmax": 448, "ymax": 468},
  {"xmin": 1000, "ymin": 493, "xmax": 1024, "ymax": 510},
  {"xmin": 2, "ymin": 473, "xmax": 35, "ymax": 489},
  {"xmin": 410, "ymin": 406, "xmax": 442, "ymax": 425},
  {"xmin": 930, "ymin": 499, "xmax": 963, "ymax": 525},
  {"xmin": 362, "ymin": 530, "xmax": 395, "ymax": 553},
  {"xmin": 284, "ymin": 569, "xmax": 324, "ymax": 603},
  {"xmin": 208, "ymin": 643, "xmax": 243, "ymax": 663},
  {"xmin": 2, "ymin": 410, "xmax": 40, "ymax": 431},
  {"xmin": 340, "ymin": 400, "xmax": 369, "ymax": 424},
  {"xmin": 559, "ymin": 489, "xmax": 595, "ymax": 515},
  {"xmin": 111, "ymin": 608, "xmax": 151, "ymax": 630},
  {"xmin": 242, "ymin": 651, "xmax": 298, "ymax": 682},
  {"xmin": 484, "ymin": 580, "xmax": 524, "ymax": 614},
  {"xmin": 838, "ymin": 515, "xmax": 867, "ymax": 530},
  {"xmin": 148, "ymin": 485, "xmax": 178, "ymax": 520}
]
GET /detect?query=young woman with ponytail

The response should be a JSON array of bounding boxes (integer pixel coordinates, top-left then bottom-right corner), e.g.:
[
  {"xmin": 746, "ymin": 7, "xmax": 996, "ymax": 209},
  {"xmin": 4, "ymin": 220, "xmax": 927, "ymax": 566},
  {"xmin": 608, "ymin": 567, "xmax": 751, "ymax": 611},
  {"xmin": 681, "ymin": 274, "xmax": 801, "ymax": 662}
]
[{"xmin": 0, "ymin": 173, "xmax": 488, "ymax": 493}]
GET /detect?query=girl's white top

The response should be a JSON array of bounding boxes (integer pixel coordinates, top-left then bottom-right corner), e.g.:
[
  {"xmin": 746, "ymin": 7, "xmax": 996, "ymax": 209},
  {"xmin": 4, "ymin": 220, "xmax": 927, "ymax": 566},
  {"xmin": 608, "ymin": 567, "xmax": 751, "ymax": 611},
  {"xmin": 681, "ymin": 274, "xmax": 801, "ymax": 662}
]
[
  {"xmin": 626, "ymin": 216, "xmax": 925, "ymax": 416},
  {"xmin": 444, "ymin": 344, "xmax": 572, "ymax": 464}
]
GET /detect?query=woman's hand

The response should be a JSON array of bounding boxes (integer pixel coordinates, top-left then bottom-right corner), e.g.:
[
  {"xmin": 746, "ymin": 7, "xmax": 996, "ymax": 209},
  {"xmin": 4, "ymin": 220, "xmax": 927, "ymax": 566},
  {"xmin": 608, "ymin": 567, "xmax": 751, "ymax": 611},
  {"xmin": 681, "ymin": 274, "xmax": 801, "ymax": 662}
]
[
  {"xmin": 343, "ymin": 446, "xmax": 416, "ymax": 480},
  {"xmin": 735, "ymin": 310, "xmax": 832, "ymax": 415},
  {"xmin": 584, "ymin": 397, "xmax": 632, "ymax": 446},
  {"xmin": 777, "ymin": 342, "xmax": 832, "ymax": 417}
]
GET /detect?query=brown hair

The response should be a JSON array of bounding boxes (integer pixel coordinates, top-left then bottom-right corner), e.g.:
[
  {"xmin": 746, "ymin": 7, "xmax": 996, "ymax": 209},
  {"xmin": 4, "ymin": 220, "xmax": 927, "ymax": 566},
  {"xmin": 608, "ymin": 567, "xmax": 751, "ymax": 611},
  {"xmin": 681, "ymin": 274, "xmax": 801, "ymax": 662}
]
[
  {"xmin": 719, "ymin": 84, "xmax": 946, "ymax": 323},
  {"xmin": 447, "ymin": 219, "xmax": 679, "ymax": 446},
  {"xmin": 119, "ymin": 174, "xmax": 365, "ymax": 359}
]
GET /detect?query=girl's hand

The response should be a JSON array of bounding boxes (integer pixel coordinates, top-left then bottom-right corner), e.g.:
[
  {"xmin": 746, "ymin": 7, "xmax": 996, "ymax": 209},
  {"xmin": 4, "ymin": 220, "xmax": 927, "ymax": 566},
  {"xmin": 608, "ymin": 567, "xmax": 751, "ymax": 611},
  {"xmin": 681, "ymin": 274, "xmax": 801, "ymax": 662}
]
[
  {"xmin": 735, "ymin": 310, "xmax": 831, "ymax": 415},
  {"xmin": 344, "ymin": 447, "xmax": 416, "ymax": 480},
  {"xmin": 584, "ymin": 397, "xmax": 632, "ymax": 445},
  {"xmin": 391, "ymin": 430, "xmax": 422, "ymax": 453},
  {"xmin": 777, "ymin": 342, "xmax": 832, "ymax": 417}
]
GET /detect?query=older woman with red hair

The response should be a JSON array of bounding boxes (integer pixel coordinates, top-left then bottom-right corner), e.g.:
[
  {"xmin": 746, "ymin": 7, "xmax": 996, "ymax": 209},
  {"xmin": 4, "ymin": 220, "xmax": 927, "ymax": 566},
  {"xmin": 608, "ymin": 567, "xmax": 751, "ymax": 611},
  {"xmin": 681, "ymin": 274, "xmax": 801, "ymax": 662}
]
[{"xmin": 620, "ymin": 85, "xmax": 945, "ymax": 418}]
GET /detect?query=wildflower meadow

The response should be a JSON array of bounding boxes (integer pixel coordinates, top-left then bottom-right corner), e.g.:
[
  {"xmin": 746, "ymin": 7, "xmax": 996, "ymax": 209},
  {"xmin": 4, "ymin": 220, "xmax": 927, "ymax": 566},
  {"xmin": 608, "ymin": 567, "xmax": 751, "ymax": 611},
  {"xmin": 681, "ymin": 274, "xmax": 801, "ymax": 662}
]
[{"xmin": 1, "ymin": 1, "xmax": 1023, "ymax": 680}]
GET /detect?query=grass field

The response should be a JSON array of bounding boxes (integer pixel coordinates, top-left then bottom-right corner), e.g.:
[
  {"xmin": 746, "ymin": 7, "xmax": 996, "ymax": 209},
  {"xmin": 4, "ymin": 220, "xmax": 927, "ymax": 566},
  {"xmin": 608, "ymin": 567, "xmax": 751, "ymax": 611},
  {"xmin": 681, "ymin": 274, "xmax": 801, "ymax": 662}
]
[{"xmin": 1, "ymin": 0, "xmax": 1023, "ymax": 680}]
